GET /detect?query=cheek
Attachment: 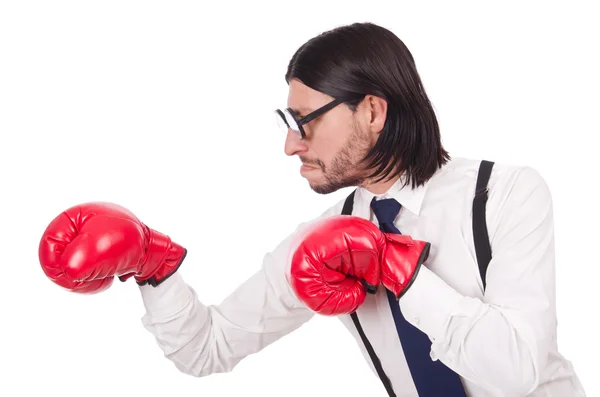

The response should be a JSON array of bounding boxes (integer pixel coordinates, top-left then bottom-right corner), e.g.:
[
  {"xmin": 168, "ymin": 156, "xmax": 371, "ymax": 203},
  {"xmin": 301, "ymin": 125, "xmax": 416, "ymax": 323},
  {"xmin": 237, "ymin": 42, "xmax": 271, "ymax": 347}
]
[{"xmin": 311, "ymin": 118, "xmax": 352, "ymax": 160}]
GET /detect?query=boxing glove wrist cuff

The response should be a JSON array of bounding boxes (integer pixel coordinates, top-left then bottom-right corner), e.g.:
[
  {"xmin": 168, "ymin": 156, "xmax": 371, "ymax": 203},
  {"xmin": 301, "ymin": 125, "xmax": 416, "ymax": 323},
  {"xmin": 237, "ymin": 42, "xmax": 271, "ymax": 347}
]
[
  {"xmin": 384, "ymin": 241, "xmax": 431, "ymax": 300},
  {"xmin": 137, "ymin": 247, "xmax": 188, "ymax": 287},
  {"xmin": 135, "ymin": 226, "xmax": 187, "ymax": 287},
  {"xmin": 395, "ymin": 254, "xmax": 424, "ymax": 300}
]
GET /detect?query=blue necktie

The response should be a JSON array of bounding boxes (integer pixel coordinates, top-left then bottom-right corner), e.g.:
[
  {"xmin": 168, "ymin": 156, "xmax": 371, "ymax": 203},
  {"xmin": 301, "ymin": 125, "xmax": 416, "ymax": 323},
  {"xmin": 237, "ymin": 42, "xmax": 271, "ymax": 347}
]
[{"xmin": 370, "ymin": 197, "xmax": 466, "ymax": 397}]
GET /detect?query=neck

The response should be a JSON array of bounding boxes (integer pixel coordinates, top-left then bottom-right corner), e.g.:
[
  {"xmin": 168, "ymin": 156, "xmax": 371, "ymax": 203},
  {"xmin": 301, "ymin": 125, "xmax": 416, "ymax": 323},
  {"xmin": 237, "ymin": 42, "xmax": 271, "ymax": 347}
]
[{"xmin": 361, "ymin": 174, "xmax": 400, "ymax": 195}]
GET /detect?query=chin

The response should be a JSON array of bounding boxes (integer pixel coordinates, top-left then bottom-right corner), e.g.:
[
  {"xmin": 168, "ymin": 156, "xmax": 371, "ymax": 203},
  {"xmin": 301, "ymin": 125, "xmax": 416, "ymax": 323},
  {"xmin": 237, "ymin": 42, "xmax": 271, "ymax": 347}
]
[
  {"xmin": 308, "ymin": 173, "xmax": 366, "ymax": 195},
  {"xmin": 308, "ymin": 179, "xmax": 345, "ymax": 195},
  {"xmin": 309, "ymin": 183, "xmax": 339, "ymax": 195}
]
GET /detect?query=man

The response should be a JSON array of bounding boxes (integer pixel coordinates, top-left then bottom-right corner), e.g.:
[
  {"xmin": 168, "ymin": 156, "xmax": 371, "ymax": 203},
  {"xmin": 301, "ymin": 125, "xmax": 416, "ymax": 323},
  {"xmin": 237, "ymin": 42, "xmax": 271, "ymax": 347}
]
[{"xmin": 38, "ymin": 22, "xmax": 586, "ymax": 396}]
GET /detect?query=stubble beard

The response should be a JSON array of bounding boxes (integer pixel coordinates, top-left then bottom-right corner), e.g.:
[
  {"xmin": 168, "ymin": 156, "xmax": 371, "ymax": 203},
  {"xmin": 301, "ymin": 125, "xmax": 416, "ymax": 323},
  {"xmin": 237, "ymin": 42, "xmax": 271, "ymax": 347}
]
[{"xmin": 309, "ymin": 125, "xmax": 372, "ymax": 195}]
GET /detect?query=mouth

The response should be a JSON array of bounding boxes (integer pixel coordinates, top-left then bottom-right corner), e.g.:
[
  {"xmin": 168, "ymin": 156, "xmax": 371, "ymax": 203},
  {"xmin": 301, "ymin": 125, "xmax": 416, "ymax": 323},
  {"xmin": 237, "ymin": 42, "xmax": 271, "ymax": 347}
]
[{"xmin": 300, "ymin": 163, "xmax": 320, "ymax": 173}]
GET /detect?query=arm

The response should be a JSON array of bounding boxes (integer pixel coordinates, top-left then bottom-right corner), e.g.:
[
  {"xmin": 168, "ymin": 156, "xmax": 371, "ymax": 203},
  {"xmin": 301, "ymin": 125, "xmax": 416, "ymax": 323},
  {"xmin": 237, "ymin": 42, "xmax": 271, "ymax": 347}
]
[
  {"xmin": 399, "ymin": 166, "xmax": 557, "ymax": 396},
  {"xmin": 138, "ymin": 226, "xmax": 315, "ymax": 377}
]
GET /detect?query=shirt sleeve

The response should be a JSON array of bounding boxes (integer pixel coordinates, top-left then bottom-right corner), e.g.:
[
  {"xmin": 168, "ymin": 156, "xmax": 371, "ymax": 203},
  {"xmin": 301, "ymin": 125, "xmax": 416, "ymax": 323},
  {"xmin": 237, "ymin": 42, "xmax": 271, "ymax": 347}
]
[
  {"xmin": 398, "ymin": 166, "xmax": 557, "ymax": 396},
  {"xmin": 138, "ymin": 223, "xmax": 316, "ymax": 377}
]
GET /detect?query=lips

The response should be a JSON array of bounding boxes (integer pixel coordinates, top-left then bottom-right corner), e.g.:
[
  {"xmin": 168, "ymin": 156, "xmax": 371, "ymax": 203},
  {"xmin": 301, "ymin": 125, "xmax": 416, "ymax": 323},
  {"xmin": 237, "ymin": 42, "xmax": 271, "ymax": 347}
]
[{"xmin": 300, "ymin": 164, "xmax": 319, "ymax": 174}]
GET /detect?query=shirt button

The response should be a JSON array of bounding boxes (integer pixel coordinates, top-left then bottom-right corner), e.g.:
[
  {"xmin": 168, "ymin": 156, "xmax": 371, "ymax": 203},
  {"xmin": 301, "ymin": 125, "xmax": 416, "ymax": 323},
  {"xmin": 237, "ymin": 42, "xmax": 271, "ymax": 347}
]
[{"xmin": 413, "ymin": 317, "xmax": 420, "ymax": 325}]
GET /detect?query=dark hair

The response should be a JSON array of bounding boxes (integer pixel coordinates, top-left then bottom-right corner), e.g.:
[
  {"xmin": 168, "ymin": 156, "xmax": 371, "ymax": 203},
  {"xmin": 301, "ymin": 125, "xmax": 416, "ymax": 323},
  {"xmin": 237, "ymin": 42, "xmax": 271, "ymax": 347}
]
[{"xmin": 285, "ymin": 22, "xmax": 450, "ymax": 188}]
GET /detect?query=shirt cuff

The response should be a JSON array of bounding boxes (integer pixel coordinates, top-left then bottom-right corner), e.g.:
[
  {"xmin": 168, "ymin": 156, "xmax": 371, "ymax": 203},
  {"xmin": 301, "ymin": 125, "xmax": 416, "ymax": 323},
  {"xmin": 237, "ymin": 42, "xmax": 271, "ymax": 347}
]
[
  {"xmin": 139, "ymin": 272, "xmax": 194, "ymax": 318},
  {"xmin": 399, "ymin": 265, "xmax": 465, "ymax": 343}
]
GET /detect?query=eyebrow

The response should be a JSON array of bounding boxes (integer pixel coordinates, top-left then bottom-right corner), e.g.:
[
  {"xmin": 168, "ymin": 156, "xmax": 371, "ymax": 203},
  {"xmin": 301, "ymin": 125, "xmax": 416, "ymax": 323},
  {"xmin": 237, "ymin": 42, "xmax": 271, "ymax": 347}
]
[{"xmin": 290, "ymin": 106, "xmax": 313, "ymax": 115}]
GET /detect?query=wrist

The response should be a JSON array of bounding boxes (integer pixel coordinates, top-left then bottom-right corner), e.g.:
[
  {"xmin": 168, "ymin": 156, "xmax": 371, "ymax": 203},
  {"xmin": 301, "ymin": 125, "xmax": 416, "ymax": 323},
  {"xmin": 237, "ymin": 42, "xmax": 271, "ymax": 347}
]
[
  {"xmin": 395, "ymin": 257, "xmax": 424, "ymax": 300},
  {"xmin": 139, "ymin": 271, "xmax": 194, "ymax": 317},
  {"xmin": 399, "ymin": 266, "xmax": 465, "ymax": 341}
]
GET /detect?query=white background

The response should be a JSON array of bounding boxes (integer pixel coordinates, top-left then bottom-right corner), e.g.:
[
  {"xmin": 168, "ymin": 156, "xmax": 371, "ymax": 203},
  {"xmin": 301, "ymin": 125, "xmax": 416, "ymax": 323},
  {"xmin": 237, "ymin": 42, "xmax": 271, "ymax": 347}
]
[{"xmin": 1, "ymin": 1, "xmax": 598, "ymax": 396}]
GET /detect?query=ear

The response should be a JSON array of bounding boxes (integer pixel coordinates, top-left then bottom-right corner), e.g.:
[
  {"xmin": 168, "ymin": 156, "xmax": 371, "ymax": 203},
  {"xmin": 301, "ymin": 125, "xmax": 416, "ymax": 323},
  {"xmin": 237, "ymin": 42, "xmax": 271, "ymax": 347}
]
[{"xmin": 364, "ymin": 95, "xmax": 388, "ymax": 136}]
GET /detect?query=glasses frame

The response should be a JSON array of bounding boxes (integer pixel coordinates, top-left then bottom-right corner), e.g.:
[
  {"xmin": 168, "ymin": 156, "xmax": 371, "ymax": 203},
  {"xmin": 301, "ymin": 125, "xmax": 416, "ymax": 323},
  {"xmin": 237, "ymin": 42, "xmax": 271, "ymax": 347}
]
[{"xmin": 275, "ymin": 98, "xmax": 345, "ymax": 139}]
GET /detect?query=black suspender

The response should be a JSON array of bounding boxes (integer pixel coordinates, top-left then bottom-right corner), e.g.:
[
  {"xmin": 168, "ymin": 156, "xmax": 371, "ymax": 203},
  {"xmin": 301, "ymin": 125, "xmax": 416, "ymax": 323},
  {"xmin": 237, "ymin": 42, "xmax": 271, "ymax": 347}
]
[
  {"xmin": 472, "ymin": 160, "xmax": 494, "ymax": 290},
  {"xmin": 340, "ymin": 189, "xmax": 356, "ymax": 217},
  {"xmin": 341, "ymin": 160, "xmax": 494, "ymax": 396},
  {"xmin": 342, "ymin": 190, "xmax": 397, "ymax": 396}
]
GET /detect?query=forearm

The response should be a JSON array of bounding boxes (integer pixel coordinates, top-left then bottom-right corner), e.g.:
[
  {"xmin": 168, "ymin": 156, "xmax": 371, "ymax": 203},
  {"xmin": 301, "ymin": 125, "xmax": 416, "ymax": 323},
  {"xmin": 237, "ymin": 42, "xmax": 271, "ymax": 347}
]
[
  {"xmin": 139, "ymin": 272, "xmax": 234, "ymax": 376},
  {"xmin": 139, "ymin": 261, "xmax": 314, "ymax": 377},
  {"xmin": 400, "ymin": 267, "xmax": 545, "ymax": 396}
]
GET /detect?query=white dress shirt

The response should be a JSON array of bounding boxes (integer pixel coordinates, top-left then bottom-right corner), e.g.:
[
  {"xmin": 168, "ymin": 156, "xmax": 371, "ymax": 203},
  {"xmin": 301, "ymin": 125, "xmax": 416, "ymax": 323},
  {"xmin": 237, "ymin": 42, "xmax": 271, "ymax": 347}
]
[{"xmin": 139, "ymin": 157, "xmax": 586, "ymax": 396}]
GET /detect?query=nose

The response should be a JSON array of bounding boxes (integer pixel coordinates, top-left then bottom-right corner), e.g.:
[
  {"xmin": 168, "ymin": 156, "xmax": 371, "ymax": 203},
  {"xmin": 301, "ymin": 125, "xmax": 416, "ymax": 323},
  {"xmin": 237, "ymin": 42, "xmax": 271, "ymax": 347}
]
[{"xmin": 284, "ymin": 129, "xmax": 307, "ymax": 157}]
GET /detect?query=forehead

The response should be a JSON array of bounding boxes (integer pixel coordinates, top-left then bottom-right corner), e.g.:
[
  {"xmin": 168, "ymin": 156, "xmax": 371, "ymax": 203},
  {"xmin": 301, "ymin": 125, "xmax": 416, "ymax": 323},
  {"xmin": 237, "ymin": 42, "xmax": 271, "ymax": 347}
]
[{"xmin": 287, "ymin": 79, "xmax": 334, "ymax": 114}]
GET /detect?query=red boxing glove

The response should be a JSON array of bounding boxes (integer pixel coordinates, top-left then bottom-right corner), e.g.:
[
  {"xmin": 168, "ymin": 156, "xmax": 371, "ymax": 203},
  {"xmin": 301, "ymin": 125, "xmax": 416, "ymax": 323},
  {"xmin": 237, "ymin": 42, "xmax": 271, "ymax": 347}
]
[
  {"xmin": 287, "ymin": 216, "xmax": 430, "ymax": 315},
  {"xmin": 38, "ymin": 202, "xmax": 187, "ymax": 293}
]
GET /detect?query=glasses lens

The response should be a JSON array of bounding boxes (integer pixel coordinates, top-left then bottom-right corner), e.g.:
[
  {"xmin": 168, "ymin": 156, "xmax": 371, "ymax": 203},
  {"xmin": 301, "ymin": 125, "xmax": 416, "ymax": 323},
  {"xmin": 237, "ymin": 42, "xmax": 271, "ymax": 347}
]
[
  {"xmin": 275, "ymin": 111, "xmax": 288, "ymax": 132},
  {"xmin": 283, "ymin": 109, "xmax": 299, "ymax": 131},
  {"xmin": 276, "ymin": 109, "xmax": 302, "ymax": 137}
]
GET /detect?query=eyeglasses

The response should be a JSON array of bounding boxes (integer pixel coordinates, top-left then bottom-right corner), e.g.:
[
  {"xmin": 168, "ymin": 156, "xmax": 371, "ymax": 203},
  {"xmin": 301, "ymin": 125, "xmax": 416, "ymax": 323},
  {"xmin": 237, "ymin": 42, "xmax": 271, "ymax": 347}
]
[{"xmin": 275, "ymin": 98, "xmax": 344, "ymax": 139}]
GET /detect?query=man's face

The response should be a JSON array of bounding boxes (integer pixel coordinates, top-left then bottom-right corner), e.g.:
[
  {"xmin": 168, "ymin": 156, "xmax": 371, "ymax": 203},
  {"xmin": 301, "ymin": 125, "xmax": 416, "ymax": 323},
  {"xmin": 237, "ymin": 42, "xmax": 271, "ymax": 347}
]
[{"xmin": 284, "ymin": 79, "xmax": 375, "ymax": 194}]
